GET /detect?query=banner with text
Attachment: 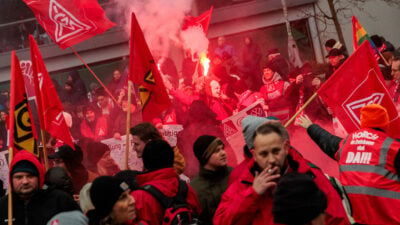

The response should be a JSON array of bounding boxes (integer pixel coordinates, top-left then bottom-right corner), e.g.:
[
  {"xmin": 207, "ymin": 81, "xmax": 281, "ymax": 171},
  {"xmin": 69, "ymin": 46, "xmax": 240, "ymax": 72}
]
[{"xmin": 222, "ymin": 100, "xmax": 266, "ymax": 162}]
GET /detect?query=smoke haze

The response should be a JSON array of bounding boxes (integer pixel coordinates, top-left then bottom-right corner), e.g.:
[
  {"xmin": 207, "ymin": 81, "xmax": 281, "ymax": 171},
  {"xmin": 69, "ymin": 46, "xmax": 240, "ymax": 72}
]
[{"xmin": 110, "ymin": 0, "xmax": 194, "ymax": 57}]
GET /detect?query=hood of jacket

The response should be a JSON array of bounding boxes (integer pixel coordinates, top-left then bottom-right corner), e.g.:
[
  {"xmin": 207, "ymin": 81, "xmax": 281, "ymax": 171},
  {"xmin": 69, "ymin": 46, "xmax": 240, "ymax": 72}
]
[{"xmin": 9, "ymin": 150, "xmax": 45, "ymax": 188}]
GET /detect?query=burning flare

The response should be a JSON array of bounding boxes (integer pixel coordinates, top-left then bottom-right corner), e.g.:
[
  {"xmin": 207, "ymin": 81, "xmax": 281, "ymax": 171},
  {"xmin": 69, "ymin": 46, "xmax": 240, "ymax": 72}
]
[{"xmin": 200, "ymin": 53, "xmax": 210, "ymax": 76}]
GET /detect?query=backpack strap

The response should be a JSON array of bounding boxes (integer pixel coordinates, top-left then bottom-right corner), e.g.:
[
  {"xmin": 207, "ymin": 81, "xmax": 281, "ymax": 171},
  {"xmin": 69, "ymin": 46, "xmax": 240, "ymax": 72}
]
[
  {"xmin": 141, "ymin": 178, "xmax": 188, "ymax": 209},
  {"xmin": 141, "ymin": 184, "xmax": 172, "ymax": 209},
  {"xmin": 175, "ymin": 179, "xmax": 188, "ymax": 204}
]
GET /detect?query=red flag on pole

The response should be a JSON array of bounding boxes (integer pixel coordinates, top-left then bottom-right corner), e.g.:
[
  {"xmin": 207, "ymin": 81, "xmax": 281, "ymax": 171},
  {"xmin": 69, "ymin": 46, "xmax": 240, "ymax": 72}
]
[
  {"xmin": 317, "ymin": 41, "xmax": 400, "ymax": 138},
  {"xmin": 182, "ymin": 6, "xmax": 213, "ymax": 34},
  {"xmin": 129, "ymin": 13, "xmax": 171, "ymax": 122},
  {"xmin": 23, "ymin": 0, "xmax": 115, "ymax": 49},
  {"xmin": 9, "ymin": 51, "xmax": 39, "ymax": 156},
  {"xmin": 29, "ymin": 35, "xmax": 75, "ymax": 149}
]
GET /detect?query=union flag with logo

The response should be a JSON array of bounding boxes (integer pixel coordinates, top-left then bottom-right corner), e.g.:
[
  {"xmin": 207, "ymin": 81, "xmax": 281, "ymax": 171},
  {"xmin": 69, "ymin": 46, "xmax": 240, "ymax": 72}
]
[
  {"xmin": 29, "ymin": 35, "xmax": 75, "ymax": 149},
  {"xmin": 9, "ymin": 52, "xmax": 39, "ymax": 156},
  {"xmin": 317, "ymin": 42, "xmax": 400, "ymax": 138},
  {"xmin": 182, "ymin": 6, "xmax": 213, "ymax": 34},
  {"xmin": 23, "ymin": 0, "xmax": 115, "ymax": 49},
  {"xmin": 129, "ymin": 13, "xmax": 171, "ymax": 121}
]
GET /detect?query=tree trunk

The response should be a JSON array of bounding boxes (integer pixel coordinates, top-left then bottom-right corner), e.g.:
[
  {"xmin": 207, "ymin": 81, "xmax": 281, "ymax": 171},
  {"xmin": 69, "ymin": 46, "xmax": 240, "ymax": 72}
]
[{"xmin": 327, "ymin": 0, "xmax": 347, "ymax": 51}]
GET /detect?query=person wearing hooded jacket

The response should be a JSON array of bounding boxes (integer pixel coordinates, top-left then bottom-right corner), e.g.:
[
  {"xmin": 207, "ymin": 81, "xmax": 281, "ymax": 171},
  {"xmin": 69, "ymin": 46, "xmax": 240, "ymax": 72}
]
[
  {"xmin": 298, "ymin": 104, "xmax": 400, "ymax": 225},
  {"xmin": 0, "ymin": 150, "xmax": 80, "ymax": 225},
  {"xmin": 213, "ymin": 121, "xmax": 350, "ymax": 225},
  {"xmin": 131, "ymin": 140, "xmax": 201, "ymax": 225}
]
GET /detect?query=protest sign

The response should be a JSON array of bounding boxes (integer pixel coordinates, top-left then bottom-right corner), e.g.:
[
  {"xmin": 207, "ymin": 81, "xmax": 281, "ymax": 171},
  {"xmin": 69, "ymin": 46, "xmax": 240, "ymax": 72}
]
[
  {"xmin": 101, "ymin": 135, "xmax": 143, "ymax": 171},
  {"xmin": 0, "ymin": 151, "xmax": 9, "ymax": 191},
  {"xmin": 160, "ymin": 124, "xmax": 183, "ymax": 147},
  {"xmin": 222, "ymin": 99, "xmax": 266, "ymax": 162}
]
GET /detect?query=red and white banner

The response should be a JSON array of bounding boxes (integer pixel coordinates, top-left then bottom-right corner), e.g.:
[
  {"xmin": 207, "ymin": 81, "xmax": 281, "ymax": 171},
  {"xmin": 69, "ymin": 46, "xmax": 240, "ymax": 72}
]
[
  {"xmin": 101, "ymin": 135, "xmax": 143, "ymax": 171},
  {"xmin": 23, "ymin": 0, "xmax": 115, "ymax": 49},
  {"xmin": 318, "ymin": 42, "xmax": 400, "ymax": 138},
  {"xmin": 160, "ymin": 125, "xmax": 184, "ymax": 147},
  {"xmin": 222, "ymin": 99, "xmax": 266, "ymax": 162}
]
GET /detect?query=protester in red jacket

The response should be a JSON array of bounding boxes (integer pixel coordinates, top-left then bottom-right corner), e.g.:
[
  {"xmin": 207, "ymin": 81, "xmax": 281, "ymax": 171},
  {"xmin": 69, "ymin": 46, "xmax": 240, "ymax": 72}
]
[
  {"xmin": 131, "ymin": 140, "xmax": 201, "ymax": 225},
  {"xmin": 80, "ymin": 105, "xmax": 109, "ymax": 141},
  {"xmin": 213, "ymin": 121, "xmax": 350, "ymax": 225}
]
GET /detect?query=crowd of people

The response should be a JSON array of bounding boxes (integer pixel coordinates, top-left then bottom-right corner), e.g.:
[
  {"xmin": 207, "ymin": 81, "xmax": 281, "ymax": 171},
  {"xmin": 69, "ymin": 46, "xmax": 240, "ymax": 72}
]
[{"xmin": 0, "ymin": 34, "xmax": 399, "ymax": 225}]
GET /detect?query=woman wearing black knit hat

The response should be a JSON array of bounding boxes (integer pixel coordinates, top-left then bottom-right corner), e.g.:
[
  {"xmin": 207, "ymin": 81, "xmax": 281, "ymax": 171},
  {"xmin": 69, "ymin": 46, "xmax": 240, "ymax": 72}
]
[
  {"xmin": 87, "ymin": 176, "xmax": 145, "ymax": 225},
  {"xmin": 190, "ymin": 135, "xmax": 233, "ymax": 225}
]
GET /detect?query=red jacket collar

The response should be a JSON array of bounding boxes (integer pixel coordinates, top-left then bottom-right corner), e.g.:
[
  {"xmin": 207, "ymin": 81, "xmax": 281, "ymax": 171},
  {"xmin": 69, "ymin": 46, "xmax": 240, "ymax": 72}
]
[{"xmin": 136, "ymin": 167, "xmax": 177, "ymax": 185}]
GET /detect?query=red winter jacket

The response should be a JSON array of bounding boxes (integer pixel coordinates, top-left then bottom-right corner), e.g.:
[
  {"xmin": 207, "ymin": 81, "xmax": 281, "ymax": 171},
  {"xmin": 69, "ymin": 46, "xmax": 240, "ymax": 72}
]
[
  {"xmin": 214, "ymin": 148, "xmax": 350, "ymax": 225},
  {"xmin": 80, "ymin": 116, "xmax": 108, "ymax": 141},
  {"xmin": 131, "ymin": 168, "xmax": 201, "ymax": 225}
]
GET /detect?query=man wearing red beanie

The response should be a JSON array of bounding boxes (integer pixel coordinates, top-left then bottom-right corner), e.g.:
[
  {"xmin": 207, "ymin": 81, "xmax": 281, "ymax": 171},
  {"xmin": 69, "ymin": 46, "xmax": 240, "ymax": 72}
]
[{"xmin": 298, "ymin": 104, "xmax": 400, "ymax": 225}]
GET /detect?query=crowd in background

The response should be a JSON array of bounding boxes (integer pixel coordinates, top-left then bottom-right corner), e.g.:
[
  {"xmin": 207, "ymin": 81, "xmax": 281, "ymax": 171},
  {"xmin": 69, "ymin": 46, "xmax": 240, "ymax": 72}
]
[{"xmin": 0, "ymin": 33, "xmax": 399, "ymax": 225}]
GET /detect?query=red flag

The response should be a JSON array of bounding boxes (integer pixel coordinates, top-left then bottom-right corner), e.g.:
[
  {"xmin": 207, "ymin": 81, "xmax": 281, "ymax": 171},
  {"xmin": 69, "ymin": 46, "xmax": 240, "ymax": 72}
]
[
  {"xmin": 9, "ymin": 51, "xmax": 39, "ymax": 156},
  {"xmin": 182, "ymin": 6, "xmax": 213, "ymax": 34},
  {"xmin": 23, "ymin": 0, "xmax": 115, "ymax": 49},
  {"xmin": 129, "ymin": 13, "xmax": 171, "ymax": 122},
  {"xmin": 29, "ymin": 35, "xmax": 75, "ymax": 149},
  {"xmin": 317, "ymin": 42, "xmax": 400, "ymax": 138}
]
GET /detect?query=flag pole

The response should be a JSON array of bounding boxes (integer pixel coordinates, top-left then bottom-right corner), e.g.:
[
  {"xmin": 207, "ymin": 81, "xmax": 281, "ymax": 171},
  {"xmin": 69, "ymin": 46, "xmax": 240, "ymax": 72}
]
[
  {"xmin": 378, "ymin": 51, "xmax": 389, "ymax": 67},
  {"xmin": 8, "ymin": 147, "xmax": 13, "ymax": 225},
  {"xmin": 284, "ymin": 92, "xmax": 319, "ymax": 127},
  {"xmin": 40, "ymin": 130, "xmax": 49, "ymax": 171},
  {"xmin": 125, "ymin": 81, "xmax": 132, "ymax": 170},
  {"xmin": 281, "ymin": 0, "xmax": 291, "ymax": 37},
  {"xmin": 69, "ymin": 47, "xmax": 119, "ymax": 105}
]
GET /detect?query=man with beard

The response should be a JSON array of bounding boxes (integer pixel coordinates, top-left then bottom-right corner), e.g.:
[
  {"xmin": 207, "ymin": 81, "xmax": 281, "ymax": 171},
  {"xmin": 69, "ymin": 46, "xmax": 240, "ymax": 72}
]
[
  {"xmin": 213, "ymin": 121, "xmax": 350, "ymax": 225},
  {"xmin": 0, "ymin": 150, "xmax": 79, "ymax": 225}
]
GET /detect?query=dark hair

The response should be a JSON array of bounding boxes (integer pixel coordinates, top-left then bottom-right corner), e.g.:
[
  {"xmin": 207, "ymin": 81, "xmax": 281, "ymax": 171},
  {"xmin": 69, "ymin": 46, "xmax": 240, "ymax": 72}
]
[
  {"xmin": 253, "ymin": 122, "xmax": 289, "ymax": 142},
  {"xmin": 273, "ymin": 172, "xmax": 327, "ymax": 225},
  {"xmin": 83, "ymin": 105, "xmax": 98, "ymax": 115},
  {"xmin": 130, "ymin": 122, "xmax": 162, "ymax": 142},
  {"xmin": 44, "ymin": 167, "xmax": 74, "ymax": 195},
  {"xmin": 393, "ymin": 56, "xmax": 400, "ymax": 62},
  {"xmin": 371, "ymin": 35, "xmax": 383, "ymax": 48},
  {"xmin": 94, "ymin": 87, "xmax": 107, "ymax": 98},
  {"xmin": 0, "ymin": 180, "xmax": 5, "ymax": 198},
  {"xmin": 324, "ymin": 39, "xmax": 336, "ymax": 48},
  {"xmin": 143, "ymin": 139, "xmax": 174, "ymax": 171}
]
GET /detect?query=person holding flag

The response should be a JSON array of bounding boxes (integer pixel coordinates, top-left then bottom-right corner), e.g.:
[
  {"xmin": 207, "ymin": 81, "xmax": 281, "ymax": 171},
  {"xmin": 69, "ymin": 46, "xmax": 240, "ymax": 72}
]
[
  {"xmin": 353, "ymin": 16, "xmax": 388, "ymax": 65},
  {"xmin": 297, "ymin": 104, "xmax": 400, "ymax": 225},
  {"xmin": 0, "ymin": 149, "xmax": 80, "ymax": 224}
]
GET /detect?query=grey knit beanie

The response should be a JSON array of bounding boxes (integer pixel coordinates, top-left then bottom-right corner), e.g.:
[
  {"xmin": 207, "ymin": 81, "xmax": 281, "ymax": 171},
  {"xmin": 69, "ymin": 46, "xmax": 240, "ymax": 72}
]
[{"xmin": 241, "ymin": 115, "xmax": 279, "ymax": 149}]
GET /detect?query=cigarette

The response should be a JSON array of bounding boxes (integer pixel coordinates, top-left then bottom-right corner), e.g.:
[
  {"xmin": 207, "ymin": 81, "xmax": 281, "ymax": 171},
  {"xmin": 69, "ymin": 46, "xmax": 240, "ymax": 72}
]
[{"xmin": 267, "ymin": 169, "xmax": 272, "ymax": 173}]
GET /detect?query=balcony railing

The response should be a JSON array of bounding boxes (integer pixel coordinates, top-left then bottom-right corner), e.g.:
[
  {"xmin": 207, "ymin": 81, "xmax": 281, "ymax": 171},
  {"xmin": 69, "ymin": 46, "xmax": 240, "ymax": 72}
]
[{"xmin": 0, "ymin": 1, "xmax": 120, "ymax": 53}]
